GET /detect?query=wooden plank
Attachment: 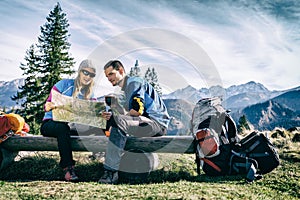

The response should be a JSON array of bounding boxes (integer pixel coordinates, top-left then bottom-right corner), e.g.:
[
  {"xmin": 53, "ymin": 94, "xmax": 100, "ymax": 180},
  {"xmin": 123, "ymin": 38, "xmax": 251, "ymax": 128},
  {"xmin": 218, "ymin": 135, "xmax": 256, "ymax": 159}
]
[
  {"xmin": 125, "ymin": 136, "xmax": 195, "ymax": 153},
  {"xmin": 1, "ymin": 136, "xmax": 107, "ymax": 153},
  {"xmin": 1, "ymin": 135, "xmax": 195, "ymax": 154}
]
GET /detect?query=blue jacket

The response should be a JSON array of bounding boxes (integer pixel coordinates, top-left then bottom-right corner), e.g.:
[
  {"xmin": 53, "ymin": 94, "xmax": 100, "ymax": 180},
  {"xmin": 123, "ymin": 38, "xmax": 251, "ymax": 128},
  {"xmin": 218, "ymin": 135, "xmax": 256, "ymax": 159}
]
[
  {"xmin": 121, "ymin": 76, "xmax": 170, "ymax": 128},
  {"xmin": 42, "ymin": 79, "xmax": 91, "ymax": 120}
]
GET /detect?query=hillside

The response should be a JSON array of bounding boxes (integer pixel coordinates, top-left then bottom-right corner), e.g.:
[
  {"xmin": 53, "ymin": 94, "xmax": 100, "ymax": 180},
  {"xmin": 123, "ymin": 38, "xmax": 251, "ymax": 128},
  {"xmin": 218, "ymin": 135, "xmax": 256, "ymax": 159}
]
[
  {"xmin": 0, "ymin": 78, "xmax": 24, "ymax": 109},
  {"xmin": 164, "ymin": 99, "xmax": 194, "ymax": 135},
  {"xmin": 272, "ymin": 89, "xmax": 300, "ymax": 112},
  {"xmin": 233, "ymin": 89, "xmax": 300, "ymax": 130}
]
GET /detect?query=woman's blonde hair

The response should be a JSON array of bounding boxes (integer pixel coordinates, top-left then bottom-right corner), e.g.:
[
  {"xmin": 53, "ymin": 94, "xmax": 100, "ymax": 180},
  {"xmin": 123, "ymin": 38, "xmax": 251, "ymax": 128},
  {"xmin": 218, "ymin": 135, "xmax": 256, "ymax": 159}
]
[{"xmin": 72, "ymin": 59, "xmax": 96, "ymax": 99}]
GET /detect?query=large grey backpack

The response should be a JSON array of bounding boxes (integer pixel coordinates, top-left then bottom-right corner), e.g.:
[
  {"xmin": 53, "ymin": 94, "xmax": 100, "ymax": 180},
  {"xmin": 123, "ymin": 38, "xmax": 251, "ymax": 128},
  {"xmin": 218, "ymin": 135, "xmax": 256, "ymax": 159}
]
[
  {"xmin": 190, "ymin": 97, "xmax": 279, "ymax": 182},
  {"xmin": 190, "ymin": 97, "xmax": 228, "ymax": 137},
  {"xmin": 190, "ymin": 97, "xmax": 239, "ymax": 174}
]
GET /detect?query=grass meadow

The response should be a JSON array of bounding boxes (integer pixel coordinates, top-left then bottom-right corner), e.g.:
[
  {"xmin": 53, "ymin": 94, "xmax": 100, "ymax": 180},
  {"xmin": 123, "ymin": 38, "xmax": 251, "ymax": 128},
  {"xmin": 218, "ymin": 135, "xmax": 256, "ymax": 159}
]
[{"xmin": 0, "ymin": 129, "xmax": 299, "ymax": 200}]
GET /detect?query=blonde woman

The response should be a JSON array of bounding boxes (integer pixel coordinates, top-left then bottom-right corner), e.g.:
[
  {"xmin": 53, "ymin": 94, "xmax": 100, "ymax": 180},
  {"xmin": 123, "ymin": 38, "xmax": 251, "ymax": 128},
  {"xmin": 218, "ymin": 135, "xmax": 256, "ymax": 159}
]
[{"xmin": 40, "ymin": 59, "xmax": 96, "ymax": 182}]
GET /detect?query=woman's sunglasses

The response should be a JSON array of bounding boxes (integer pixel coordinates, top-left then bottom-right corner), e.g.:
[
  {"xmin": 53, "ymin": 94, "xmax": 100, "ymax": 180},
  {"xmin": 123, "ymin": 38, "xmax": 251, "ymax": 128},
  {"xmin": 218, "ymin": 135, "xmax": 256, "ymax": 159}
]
[{"xmin": 81, "ymin": 69, "xmax": 96, "ymax": 78}]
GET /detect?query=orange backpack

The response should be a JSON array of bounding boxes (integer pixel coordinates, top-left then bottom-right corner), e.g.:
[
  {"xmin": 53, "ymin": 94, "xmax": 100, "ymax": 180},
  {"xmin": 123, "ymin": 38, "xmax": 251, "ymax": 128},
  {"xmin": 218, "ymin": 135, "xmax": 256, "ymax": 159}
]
[{"xmin": 4, "ymin": 113, "xmax": 25, "ymax": 134}]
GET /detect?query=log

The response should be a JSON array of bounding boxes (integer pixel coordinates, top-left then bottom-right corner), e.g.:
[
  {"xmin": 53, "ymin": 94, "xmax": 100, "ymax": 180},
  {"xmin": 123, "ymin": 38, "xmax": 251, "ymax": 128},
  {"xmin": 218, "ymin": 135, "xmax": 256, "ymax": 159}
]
[
  {"xmin": 125, "ymin": 136, "xmax": 194, "ymax": 153},
  {"xmin": 0, "ymin": 135, "xmax": 195, "ymax": 175},
  {"xmin": 1, "ymin": 135, "xmax": 108, "ymax": 153},
  {"xmin": 1, "ymin": 135, "xmax": 195, "ymax": 153}
]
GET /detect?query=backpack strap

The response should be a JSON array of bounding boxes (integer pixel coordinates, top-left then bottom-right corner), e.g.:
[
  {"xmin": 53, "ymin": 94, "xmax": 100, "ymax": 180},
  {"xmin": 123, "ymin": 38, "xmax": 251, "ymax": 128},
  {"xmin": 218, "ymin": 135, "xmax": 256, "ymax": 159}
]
[
  {"xmin": 0, "ymin": 130, "xmax": 14, "ymax": 144},
  {"xmin": 195, "ymin": 154, "xmax": 201, "ymax": 175},
  {"xmin": 229, "ymin": 151, "xmax": 262, "ymax": 182},
  {"xmin": 201, "ymin": 158, "xmax": 221, "ymax": 172},
  {"xmin": 224, "ymin": 113, "xmax": 239, "ymax": 144},
  {"xmin": 244, "ymin": 140, "xmax": 260, "ymax": 153},
  {"xmin": 194, "ymin": 138, "xmax": 222, "ymax": 174},
  {"xmin": 196, "ymin": 134, "xmax": 215, "ymax": 142}
]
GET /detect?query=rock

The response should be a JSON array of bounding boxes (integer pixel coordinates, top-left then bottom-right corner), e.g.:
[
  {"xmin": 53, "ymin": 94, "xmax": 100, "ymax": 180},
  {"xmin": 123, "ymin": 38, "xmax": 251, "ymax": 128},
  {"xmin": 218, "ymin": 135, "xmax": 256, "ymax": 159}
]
[{"xmin": 292, "ymin": 133, "xmax": 300, "ymax": 142}]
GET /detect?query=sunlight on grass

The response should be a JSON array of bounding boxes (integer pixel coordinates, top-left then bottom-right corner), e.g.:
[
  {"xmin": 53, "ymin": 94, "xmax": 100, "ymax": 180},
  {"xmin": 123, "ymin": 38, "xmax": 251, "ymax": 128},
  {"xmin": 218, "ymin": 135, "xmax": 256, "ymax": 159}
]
[{"xmin": 0, "ymin": 129, "xmax": 299, "ymax": 199}]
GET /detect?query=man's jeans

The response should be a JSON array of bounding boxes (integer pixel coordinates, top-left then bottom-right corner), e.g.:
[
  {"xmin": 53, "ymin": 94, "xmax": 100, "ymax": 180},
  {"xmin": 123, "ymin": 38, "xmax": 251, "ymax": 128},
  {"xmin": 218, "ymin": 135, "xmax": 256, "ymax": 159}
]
[{"xmin": 103, "ymin": 115, "xmax": 164, "ymax": 171}]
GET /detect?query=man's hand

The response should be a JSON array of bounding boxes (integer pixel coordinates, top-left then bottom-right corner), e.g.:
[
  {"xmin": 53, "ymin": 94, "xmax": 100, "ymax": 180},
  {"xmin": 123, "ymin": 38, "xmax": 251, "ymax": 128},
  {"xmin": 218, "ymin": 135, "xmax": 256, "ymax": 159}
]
[
  {"xmin": 129, "ymin": 109, "xmax": 140, "ymax": 116},
  {"xmin": 102, "ymin": 111, "xmax": 112, "ymax": 120}
]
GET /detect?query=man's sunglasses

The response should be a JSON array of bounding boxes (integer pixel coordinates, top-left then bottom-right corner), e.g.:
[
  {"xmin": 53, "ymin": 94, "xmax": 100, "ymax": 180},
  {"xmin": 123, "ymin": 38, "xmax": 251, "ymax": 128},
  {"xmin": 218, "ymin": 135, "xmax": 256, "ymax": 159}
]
[{"xmin": 81, "ymin": 69, "xmax": 96, "ymax": 78}]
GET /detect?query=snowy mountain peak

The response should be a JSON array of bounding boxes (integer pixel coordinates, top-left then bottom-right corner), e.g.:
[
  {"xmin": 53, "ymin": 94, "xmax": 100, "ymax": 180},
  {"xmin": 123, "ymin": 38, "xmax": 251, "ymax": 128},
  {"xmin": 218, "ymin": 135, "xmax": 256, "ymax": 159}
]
[
  {"xmin": 226, "ymin": 81, "xmax": 270, "ymax": 97},
  {"xmin": 164, "ymin": 81, "xmax": 273, "ymax": 105}
]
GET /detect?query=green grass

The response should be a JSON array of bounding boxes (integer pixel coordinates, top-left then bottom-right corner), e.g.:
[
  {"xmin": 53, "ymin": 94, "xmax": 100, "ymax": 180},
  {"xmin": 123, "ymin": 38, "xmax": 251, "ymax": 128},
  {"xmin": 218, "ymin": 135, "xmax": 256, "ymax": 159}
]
[
  {"xmin": 0, "ymin": 131, "xmax": 299, "ymax": 200},
  {"xmin": 0, "ymin": 151, "xmax": 299, "ymax": 200}
]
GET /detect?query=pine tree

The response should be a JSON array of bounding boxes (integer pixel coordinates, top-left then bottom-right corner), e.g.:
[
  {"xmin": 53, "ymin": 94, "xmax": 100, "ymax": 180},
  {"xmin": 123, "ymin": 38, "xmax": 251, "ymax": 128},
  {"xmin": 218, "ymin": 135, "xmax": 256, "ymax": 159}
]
[
  {"xmin": 38, "ymin": 2, "xmax": 75, "ymax": 91},
  {"xmin": 12, "ymin": 44, "xmax": 44, "ymax": 132},
  {"xmin": 238, "ymin": 115, "xmax": 251, "ymax": 133},
  {"xmin": 12, "ymin": 3, "xmax": 75, "ymax": 134},
  {"xmin": 129, "ymin": 60, "xmax": 141, "ymax": 77},
  {"xmin": 144, "ymin": 67, "xmax": 163, "ymax": 96},
  {"xmin": 144, "ymin": 68, "xmax": 152, "ymax": 82}
]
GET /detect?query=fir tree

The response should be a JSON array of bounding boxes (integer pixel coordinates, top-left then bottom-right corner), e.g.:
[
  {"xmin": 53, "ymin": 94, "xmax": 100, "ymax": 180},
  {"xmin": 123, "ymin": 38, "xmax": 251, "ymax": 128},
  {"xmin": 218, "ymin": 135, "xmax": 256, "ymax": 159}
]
[
  {"xmin": 12, "ymin": 3, "xmax": 75, "ymax": 133},
  {"xmin": 144, "ymin": 68, "xmax": 152, "ymax": 82},
  {"xmin": 144, "ymin": 67, "xmax": 163, "ymax": 96},
  {"xmin": 38, "ymin": 2, "xmax": 75, "ymax": 91},
  {"xmin": 12, "ymin": 44, "xmax": 44, "ymax": 132},
  {"xmin": 129, "ymin": 60, "xmax": 141, "ymax": 77},
  {"xmin": 237, "ymin": 115, "xmax": 251, "ymax": 133}
]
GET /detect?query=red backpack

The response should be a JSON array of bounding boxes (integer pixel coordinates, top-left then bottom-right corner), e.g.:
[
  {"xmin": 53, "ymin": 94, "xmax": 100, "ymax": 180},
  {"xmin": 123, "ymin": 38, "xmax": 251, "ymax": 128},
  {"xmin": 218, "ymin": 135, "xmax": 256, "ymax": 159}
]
[{"xmin": 0, "ymin": 115, "xmax": 12, "ymax": 137}]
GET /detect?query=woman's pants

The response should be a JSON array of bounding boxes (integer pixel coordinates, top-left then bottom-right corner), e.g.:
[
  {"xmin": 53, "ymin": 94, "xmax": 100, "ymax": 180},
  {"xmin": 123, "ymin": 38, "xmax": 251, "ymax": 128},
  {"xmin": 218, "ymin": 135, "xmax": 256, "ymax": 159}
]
[{"xmin": 40, "ymin": 120, "xmax": 75, "ymax": 168}]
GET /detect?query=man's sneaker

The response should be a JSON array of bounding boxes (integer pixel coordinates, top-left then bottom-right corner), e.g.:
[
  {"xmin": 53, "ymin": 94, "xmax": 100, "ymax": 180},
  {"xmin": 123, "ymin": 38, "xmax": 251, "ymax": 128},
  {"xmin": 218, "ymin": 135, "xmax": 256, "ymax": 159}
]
[
  {"xmin": 64, "ymin": 166, "xmax": 79, "ymax": 182},
  {"xmin": 98, "ymin": 170, "xmax": 118, "ymax": 184}
]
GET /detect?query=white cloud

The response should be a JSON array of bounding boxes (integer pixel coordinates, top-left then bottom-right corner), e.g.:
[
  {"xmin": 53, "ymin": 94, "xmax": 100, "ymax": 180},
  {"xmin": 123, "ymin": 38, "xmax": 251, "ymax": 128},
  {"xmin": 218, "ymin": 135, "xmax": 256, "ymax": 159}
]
[{"xmin": 0, "ymin": 0, "xmax": 299, "ymax": 91}]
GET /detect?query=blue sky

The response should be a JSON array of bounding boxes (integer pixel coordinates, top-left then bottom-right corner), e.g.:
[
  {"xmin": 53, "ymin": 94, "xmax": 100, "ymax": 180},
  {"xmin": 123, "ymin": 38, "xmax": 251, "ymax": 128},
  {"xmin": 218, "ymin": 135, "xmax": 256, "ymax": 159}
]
[{"xmin": 1, "ymin": 0, "xmax": 299, "ymax": 94}]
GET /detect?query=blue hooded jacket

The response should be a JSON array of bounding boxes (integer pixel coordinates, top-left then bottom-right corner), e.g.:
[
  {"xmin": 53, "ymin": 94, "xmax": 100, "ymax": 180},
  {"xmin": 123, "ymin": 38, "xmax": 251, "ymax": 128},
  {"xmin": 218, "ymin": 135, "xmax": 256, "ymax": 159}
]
[{"xmin": 121, "ymin": 76, "xmax": 170, "ymax": 128}]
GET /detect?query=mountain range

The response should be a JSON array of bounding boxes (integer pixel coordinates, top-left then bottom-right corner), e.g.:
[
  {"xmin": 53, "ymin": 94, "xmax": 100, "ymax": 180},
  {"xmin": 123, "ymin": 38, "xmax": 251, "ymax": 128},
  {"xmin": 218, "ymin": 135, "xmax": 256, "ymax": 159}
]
[
  {"xmin": 163, "ymin": 81, "xmax": 285, "ymax": 111},
  {"xmin": 0, "ymin": 79, "xmax": 299, "ymax": 133},
  {"xmin": 0, "ymin": 78, "xmax": 24, "ymax": 109},
  {"xmin": 162, "ymin": 81, "xmax": 299, "ymax": 132}
]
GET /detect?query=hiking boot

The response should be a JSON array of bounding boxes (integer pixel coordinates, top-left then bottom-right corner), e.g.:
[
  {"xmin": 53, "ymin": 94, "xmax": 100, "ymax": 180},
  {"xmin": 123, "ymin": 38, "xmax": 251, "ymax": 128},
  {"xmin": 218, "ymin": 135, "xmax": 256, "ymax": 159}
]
[
  {"xmin": 64, "ymin": 166, "xmax": 79, "ymax": 182},
  {"xmin": 98, "ymin": 170, "xmax": 118, "ymax": 184}
]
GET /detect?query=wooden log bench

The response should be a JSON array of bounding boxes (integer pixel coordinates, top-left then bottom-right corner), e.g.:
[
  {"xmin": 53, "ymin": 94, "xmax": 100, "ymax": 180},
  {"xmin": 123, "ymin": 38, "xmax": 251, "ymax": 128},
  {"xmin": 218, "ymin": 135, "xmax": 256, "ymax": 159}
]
[{"xmin": 0, "ymin": 135, "xmax": 195, "ymax": 177}]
